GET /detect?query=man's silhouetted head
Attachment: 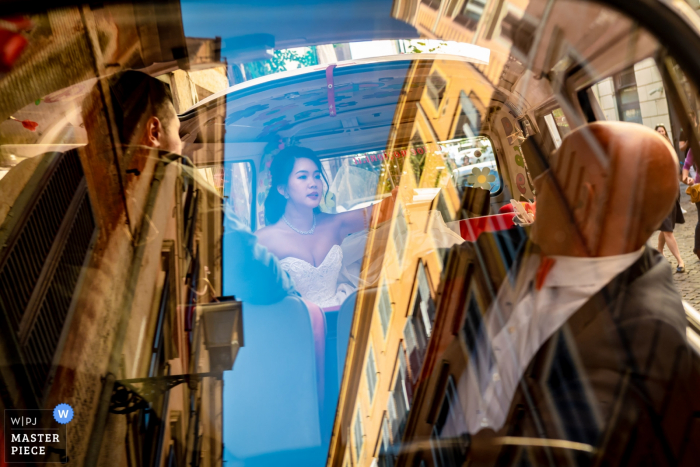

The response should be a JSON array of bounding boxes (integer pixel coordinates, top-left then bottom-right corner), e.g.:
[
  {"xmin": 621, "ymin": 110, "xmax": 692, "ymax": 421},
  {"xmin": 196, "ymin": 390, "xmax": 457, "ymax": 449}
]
[
  {"xmin": 84, "ymin": 70, "xmax": 181, "ymax": 154},
  {"xmin": 531, "ymin": 121, "xmax": 678, "ymax": 257}
]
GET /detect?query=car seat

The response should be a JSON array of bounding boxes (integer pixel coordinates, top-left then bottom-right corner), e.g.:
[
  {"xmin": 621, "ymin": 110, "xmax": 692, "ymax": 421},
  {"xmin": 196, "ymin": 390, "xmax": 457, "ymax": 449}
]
[{"xmin": 224, "ymin": 296, "xmax": 322, "ymax": 462}]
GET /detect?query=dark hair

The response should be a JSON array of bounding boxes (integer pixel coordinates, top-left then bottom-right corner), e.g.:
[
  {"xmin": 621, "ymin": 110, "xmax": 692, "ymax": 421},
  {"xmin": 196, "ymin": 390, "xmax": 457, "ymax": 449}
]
[
  {"xmin": 264, "ymin": 146, "xmax": 328, "ymax": 225},
  {"xmin": 655, "ymin": 124, "xmax": 671, "ymax": 142},
  {"xmin": 106, "ymin": 70, "xmax": 175, "ymax": 145}
]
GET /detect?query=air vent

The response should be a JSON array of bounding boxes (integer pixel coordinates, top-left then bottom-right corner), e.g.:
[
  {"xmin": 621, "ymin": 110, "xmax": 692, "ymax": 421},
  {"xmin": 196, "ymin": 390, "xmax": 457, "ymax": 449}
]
[{"xmin": 0, "ymin": 150, "xmax": 95, "ymax": 403}]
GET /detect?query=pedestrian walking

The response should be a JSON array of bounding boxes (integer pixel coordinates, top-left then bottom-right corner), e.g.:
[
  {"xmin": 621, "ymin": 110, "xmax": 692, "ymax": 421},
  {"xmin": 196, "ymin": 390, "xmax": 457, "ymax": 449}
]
[
  {"xmin": 682, "ymin": 134, "xmax": 700, "ymax": 263},
  {"xmin": 656, "ymin": 124, "xmax": 686, "ymax": 272}
]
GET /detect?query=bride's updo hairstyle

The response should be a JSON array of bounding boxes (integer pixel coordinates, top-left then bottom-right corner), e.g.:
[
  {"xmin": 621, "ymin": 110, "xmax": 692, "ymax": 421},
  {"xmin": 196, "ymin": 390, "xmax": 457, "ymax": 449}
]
[{"xmin": 264, "ymin": 146, "xmax": 329, "ymax": 225}]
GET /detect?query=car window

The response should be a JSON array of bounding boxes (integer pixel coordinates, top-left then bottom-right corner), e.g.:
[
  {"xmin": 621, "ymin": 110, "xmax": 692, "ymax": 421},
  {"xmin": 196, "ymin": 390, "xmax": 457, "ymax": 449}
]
[
  {"xmin": 446, "ymin": 136, "xmax": 500, "ymax": 194},
  {"xmin": 3, "ymin": 1, "xmax": 700, "ymax": 467},
  {"xmin": 224, "ymin": 161, "xmax": 253, "ymax": 228}
]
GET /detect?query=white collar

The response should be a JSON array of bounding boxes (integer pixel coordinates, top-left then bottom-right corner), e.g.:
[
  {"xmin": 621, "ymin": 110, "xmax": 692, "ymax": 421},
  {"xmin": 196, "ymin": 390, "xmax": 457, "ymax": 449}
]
[{"xmin": 542, "ymin": 247, "xmax": 645, "ymax": 288}]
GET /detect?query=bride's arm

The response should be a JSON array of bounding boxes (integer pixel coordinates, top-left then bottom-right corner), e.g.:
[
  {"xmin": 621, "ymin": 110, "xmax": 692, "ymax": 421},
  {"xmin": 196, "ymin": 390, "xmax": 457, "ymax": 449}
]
[{"xmin": 337, "ymin": 189, "xmax": 397, "ymax": 237}]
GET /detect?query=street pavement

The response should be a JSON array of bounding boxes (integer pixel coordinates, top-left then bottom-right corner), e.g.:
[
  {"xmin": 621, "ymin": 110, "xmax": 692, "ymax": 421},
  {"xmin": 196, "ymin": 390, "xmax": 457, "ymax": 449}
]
[{"xmin": 650, "ymin": 189, "xmax": 700, "ymax": 309}]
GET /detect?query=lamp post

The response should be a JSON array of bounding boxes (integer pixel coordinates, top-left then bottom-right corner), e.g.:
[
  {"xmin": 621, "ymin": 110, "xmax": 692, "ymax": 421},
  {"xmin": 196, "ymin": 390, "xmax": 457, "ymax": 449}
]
[
  {"xmin": 200, "ymin": 298, "xmax": 244, "ymax": 373},
  {"xmin": 109, "ymin": 297, "xmax": 243, "ymax": 414}
]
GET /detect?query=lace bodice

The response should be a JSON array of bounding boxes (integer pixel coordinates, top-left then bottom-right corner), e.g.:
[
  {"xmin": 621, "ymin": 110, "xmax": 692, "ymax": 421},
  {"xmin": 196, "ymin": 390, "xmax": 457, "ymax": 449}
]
[{"xmin": 279, "ymin": 245, "xmax": 351, "ymax": 308}]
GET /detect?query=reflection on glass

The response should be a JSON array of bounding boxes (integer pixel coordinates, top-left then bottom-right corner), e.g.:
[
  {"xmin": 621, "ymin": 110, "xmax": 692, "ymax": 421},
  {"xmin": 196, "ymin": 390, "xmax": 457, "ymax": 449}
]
[
  {"xmin": 3, "ymin": 0, "xmax": 700, "ymax": 466},
  {"xmin": 447, "ymin": 136, "xmax": 500, "ymax": 193}
]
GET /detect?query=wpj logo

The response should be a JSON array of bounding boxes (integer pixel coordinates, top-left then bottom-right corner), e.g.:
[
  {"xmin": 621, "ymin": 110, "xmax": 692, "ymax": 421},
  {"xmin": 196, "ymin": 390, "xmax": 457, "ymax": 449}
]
[
  {"xmin": 4, "ymin": 405, "xmax": 72, "ymax": 463},
  {"xmin": 9, "ymin": 416, "xmax": 39, "ymax": 426},
  {"xmin": 53, "ymin": 404, "xmax": 73, "ymax": 424}
]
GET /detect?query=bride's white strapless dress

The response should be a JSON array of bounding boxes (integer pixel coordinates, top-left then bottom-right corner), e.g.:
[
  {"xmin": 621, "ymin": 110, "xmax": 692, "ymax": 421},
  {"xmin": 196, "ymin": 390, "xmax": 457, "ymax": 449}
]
[{"xmin": 279, "ymin": 245, "xmax": 354, "ymax": 308}]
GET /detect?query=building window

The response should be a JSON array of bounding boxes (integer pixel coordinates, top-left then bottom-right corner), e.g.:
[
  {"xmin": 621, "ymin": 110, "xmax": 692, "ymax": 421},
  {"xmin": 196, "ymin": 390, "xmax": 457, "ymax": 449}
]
[
  {"xmin": 614, "ymin": 67, "xmax": 643, "ymax": 124},
  {"xmin": 366, "ymin": 345, "xmax": 378, "ymax": 403},
  {"xmin": 223, "ymin": 161, "xmax": 253, "ymax": 228},
  {"xmin": 404, "ymin": 315, "xmax": 426, "ymax": 381},
  {"xmin": 388, "ymin": 347, "xmax": 411, "ymax": 443},
  {"xmin": 550, "ymin": 108, "xmax": 571, "ymax": 137},
  {"xmin": 354, "ymin": 408, "xmax": 364, "ymax": 461},
  {"xmin": 377, "ymin": 417, "xmax": 395, "ymax": 467},
  {"xmin": 414, "ymin": 262, "xmax": 436, "ymax": 338},
  {"xmin": 454, "ymin": 0, "xmax": 487, "ymax": 31},
  {"xmin": 404, "ymin": 265, "xmax": 432, "ymax": 379},
  {"xmin": 410, "ymin": 132, "xmax": 426, "ymax": 183},
  {"xmin": 393, "ymin": 204, "xmax": 408, "ymax": 266},
  {"xmin": 453, "ymin": 91, "xmax": 482, "ymax": 139},
  {"xmin": 0, "ymin": 149, "xmax": 96, "ymax": 405},
  {"xmin": 426, "ymin": 71, "xmax": 447, "ymax": 112},
  {"xmin": 461, "ymin": 289, "xmax": 496, "ymax": 395},
  {"xmin": 462, "ymin": 294, "xmax": 483, "ymax": 355},
  {"xmin": 378, "ymin": 280, "xmax": 393, "ymax": 338},
  {"xmin": 436, "ymin": 192, "xmax": 453, "ymax": 224},
  {"xmin": 498, "ymin": 6, "xmax": 537, "ymax": 58},
  {"xmin": 430, "ymin": 377, "xmax": 468, "ymax": 467},
  {"xmin": 421, "ymin": 0, "xmax": 442, "ymax": 9}
]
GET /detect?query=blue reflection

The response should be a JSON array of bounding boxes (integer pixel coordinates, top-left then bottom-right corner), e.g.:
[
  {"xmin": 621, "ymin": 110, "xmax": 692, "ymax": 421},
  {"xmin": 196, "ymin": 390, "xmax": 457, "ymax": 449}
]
[
  {"xmin": 181, "ymin": 0, "xmax": 418, "ymax": 63},
  {"xmin": 219, "ymin": 49, "xmax": 410, "ymax": 466}
]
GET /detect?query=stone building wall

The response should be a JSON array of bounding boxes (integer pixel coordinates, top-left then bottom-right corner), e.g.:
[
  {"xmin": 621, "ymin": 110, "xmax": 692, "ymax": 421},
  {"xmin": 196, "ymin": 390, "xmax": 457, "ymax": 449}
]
[
  {"xmin": 634, "ymin": 58, "xmax": 671, "ymax": 133},
  {"xmin": 592, "ymin": 59, "xmax": 672, "ymax": 137}
]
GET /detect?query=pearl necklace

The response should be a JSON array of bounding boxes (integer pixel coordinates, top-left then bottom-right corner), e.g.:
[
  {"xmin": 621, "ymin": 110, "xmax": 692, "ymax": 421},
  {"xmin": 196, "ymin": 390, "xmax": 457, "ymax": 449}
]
[{"xmin": 283, "ymin": 214, "xmax": 316, "ymax": 235}]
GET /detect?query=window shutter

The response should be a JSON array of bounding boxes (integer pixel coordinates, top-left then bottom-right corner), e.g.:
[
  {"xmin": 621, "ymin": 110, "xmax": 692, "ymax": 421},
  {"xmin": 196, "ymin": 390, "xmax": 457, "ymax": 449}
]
[{"xmin": 0, "ymin": 150, "xmax": 96, "ymax": 403}]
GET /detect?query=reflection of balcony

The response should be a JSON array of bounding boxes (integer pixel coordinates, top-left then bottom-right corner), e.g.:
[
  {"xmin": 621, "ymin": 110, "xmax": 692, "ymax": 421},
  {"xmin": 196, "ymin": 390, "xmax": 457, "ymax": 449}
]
[
  {"xmin": 416, "ymin": 3, "xmax": 478, "ymax": 43},
  {"xmin": 108, "ymin": 299, "xmax": 242, "ymax": 467},
  {"xmin": 416, "ymin": 4, "xmax": 439, "ymax": 37}
]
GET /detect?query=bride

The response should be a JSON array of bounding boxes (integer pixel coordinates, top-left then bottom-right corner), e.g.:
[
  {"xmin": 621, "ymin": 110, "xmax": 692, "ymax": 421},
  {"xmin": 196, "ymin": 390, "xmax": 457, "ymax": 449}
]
[{"xmin": 255, "ymin": 146, "xmax": 394, "ymax": 308}]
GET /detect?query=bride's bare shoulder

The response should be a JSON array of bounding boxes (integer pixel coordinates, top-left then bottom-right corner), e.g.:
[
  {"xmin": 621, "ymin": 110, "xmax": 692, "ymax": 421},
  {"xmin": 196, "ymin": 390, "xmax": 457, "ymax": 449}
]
[
  {"xmin": 316, "ymin": 212, "xmax": 342, "ymax": 226},
  {"xmin": 254, "ymin": 223, "xmax": 284, "ymax": 244}
]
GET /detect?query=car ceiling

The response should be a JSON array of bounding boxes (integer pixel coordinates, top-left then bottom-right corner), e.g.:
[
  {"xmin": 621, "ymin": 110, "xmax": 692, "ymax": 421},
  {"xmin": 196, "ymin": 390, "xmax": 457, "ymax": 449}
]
[
  {"xmin": 182, "ymin": 58, "xmax": 415, "ymax": 158},
  {"xmin": 181, "ymin": 55, "xmax": 503, "ymax": 161}
]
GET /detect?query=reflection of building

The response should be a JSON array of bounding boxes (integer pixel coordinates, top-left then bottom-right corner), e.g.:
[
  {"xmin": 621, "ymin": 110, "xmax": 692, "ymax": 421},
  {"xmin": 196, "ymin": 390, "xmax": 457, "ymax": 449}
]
[
  {"xmin": 591, "ymin": 59, "xmax": 673, "ymax": 133},
  {"xmin": 391, "ymin": 0, "xmax": 530, "ymax": 91},
  {"xmin": 326, "ymin": 157, "xmax": 457, "ymax": 467},
  {"xmin": 326, "ymin": 56, "xmax": 481, "ymax": 467},
  {"xmin": 393, "ymin": 0, "xmax": 542, "ymax": 203},
  {"xmin": 0, "ymin": 4, "xmax": 231, "ymax": 467},
  {"xmin": 392, "ymin": 0, "xmax": 486, "ymax": 43},
  {"xmin": 0, "ymin": 138, "xmax": 227, "ymax": 467},
  {"xmin": 326, "ymin": 30, "xmax": 544, "ymax": 465},
  {"xmin": 392, "ymin": 233, "xmax": 521, "ymax": 467}
]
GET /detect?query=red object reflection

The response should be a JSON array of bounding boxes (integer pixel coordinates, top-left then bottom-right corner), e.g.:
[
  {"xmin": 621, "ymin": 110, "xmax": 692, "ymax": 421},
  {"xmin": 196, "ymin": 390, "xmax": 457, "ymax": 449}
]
[
  {"xmin": 20, "ymin": 119, "xmax": 38, "ymax": 131},
  {"xmin": 0, "ymin": 17, "xmax": 32, "ymax": 72}
]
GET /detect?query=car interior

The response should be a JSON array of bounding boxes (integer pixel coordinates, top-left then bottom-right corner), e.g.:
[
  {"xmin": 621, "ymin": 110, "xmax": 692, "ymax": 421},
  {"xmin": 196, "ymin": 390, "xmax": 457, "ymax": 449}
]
[
  {"xmin": 2, "ymin": 0, "xmax": 700, "ymax": 465},
  {"xmin": 168, "ymin": 0, "xmax": 700, "ymax": 462}
]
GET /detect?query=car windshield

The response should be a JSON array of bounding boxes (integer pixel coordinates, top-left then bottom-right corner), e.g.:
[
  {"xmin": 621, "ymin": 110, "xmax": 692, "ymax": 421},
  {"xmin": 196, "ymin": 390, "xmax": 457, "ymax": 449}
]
[{"xmin": 3, "ymin": 1, "xmax": 700, "ymax": 467}]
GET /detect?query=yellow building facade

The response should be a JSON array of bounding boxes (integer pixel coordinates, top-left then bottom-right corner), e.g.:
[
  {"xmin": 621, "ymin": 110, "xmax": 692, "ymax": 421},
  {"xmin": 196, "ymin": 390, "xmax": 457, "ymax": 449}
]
[
  {"xmin": 327, "ymin": 1, "xmax": 546, "ymax": 463},
  {"xmin": 327, "ymin": 51, "xmax": 512, "ymax": 465}
]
